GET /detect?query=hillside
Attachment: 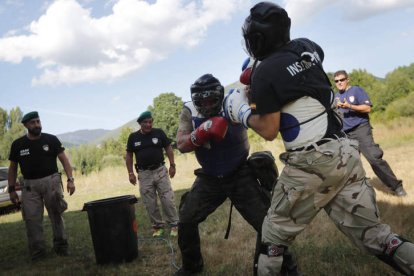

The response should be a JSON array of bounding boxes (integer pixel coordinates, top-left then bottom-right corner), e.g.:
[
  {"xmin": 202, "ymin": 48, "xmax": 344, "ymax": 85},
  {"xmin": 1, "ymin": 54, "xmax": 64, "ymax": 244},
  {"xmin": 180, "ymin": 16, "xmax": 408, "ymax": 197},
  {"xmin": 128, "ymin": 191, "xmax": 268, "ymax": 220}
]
[
  {"xmin": 92, "ymin": 118, "xmax": 140, "ymax": 145},
  {"xmin": 57, "ymin": 129, "xmax": 110, "ymax": 147}
]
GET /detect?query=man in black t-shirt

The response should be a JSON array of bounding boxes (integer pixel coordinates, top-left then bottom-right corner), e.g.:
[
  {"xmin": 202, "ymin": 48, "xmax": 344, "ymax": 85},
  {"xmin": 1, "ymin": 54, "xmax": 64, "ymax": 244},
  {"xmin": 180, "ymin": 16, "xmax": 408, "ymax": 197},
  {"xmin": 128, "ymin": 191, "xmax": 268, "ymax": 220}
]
[
  {"xmin": 125, "ymin": 111, "xmax": 179, "ymax": 237},
  {"xmin": 223, "ymin": 2, "xmax": 414, "ymax": 275},
  {"xmin": 8, "ymin": 111, "xmax": 75, "ymax": 261}
]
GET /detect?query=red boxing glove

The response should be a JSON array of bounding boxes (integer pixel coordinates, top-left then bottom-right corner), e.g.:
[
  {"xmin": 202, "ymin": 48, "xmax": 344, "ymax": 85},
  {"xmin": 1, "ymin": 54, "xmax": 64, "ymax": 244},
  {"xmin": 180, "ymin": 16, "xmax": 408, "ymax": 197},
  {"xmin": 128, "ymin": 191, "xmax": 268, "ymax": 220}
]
[
  {"xmin": 240, "ymin": 67, "xmax": 252, "ymax": 85},
  {"xmin": 190, "ymin": 117, "xmax": 228, "ymax": 147}
]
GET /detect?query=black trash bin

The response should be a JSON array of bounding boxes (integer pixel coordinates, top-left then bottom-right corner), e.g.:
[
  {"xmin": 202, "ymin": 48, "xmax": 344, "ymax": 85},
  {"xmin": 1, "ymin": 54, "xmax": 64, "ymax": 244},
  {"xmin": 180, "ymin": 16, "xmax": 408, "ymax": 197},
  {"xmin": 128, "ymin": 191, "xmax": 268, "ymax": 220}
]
[{"xmin": 83, "ymin": 195, "xmax": 138, "ymax": 264}]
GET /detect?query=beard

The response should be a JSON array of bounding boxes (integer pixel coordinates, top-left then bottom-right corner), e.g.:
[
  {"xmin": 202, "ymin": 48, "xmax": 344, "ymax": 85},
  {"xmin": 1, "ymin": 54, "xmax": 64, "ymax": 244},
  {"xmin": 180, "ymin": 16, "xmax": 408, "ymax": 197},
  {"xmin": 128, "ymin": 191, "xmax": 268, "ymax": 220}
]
[{"xmin": 28, "ymin": 127, "xmax": 42, "ymax": 136}]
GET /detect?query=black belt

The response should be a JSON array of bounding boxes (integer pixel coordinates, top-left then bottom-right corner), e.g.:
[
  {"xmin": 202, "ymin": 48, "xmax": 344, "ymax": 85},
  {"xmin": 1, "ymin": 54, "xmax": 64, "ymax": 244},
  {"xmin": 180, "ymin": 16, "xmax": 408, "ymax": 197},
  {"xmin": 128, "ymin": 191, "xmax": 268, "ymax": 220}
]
[
  {"xmin": 136, "ymin": 162, "xmax": 164, "ymax": 171},
  {"xmin": 287, "ymin": 139, "xmax": 331, "ymax": 152}
]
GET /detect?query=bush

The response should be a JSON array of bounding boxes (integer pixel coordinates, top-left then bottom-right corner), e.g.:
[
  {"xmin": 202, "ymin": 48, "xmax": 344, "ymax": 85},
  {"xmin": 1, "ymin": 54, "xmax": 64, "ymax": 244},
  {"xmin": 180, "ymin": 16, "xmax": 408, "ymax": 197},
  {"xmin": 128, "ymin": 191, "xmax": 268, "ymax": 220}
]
[
  {"xmin": 101, "ymin": 154, "xmax": 124, "ymax": 168},
  {"xmin": 384, "ymin": 92, "xmax": 414, "ymax": 120}
]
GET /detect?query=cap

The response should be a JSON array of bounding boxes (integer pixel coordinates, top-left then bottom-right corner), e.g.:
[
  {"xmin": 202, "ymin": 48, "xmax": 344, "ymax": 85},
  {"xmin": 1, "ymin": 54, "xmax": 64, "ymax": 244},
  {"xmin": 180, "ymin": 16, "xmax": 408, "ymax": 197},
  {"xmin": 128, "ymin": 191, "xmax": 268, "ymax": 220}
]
[
  {"xmin": 21, "ymin": 111, "xmax": 39, "ymax": 124},
  {"xmin": 137, "ymin": 111, "xmax": 152, "ymax": 123}
]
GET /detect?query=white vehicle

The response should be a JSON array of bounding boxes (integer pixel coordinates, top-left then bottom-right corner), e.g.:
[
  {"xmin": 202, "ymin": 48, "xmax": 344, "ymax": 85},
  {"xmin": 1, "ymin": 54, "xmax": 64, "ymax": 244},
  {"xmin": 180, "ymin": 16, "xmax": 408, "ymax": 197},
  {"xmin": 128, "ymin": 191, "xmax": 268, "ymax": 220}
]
[{"xmin": 0, "ymin": 167, "xmax": 22, "ymax": 212}]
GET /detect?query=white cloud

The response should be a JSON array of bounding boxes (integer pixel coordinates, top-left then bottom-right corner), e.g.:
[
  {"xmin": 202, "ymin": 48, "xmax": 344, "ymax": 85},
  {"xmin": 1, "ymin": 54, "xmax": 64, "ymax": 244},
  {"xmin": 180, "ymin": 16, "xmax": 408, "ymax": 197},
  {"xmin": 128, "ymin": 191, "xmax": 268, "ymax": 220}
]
[
  {"xmin": 0, "ymin": 0, "xmax": 246, "ymax": 86},
  {"xmin": 284, "ymin": 0, "xmax": 414, "ymax": 24}
]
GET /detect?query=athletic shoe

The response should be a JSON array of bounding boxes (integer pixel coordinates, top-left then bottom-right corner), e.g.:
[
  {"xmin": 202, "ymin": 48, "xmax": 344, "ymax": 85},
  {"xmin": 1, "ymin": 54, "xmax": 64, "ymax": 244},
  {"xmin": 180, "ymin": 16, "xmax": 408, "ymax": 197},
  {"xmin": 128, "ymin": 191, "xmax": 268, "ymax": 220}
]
[
  {"xmin": 170, "ymin": 226, "xmax": 178, "ymax": 237},
  {"xmin": 152, "ymin": 228, "xmax": 164, "ymax": 237},
  {"xmin": 395, "ymin": 186, "xmax": 407, "ymax": 197}
]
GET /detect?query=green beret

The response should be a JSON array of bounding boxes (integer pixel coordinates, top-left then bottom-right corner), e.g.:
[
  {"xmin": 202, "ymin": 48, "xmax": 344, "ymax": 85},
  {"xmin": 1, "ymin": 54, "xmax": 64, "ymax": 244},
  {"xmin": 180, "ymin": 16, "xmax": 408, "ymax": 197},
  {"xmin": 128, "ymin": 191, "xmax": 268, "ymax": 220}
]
[
  {"xmin": 21, "ymin": 111, "xmax": 39, "ymax": 124},
  {"xmin": 137, "ymin": 111, "xmax": 152, "ymax": 123}
]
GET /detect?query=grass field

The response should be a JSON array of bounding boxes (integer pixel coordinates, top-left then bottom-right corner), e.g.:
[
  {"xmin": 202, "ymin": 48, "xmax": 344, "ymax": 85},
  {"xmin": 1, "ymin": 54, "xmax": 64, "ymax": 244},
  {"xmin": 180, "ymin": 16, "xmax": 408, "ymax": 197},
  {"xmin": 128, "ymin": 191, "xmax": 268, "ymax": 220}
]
[{"xmin": 1, "ymin": 118, "xmax": 413, "ymax": 275}]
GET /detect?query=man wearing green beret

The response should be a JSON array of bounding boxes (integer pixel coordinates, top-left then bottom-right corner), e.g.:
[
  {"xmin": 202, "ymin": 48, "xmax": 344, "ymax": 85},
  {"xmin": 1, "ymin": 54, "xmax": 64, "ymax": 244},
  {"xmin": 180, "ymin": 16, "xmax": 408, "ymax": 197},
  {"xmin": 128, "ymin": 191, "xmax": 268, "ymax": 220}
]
[
  {"xmin": 125, "ymin": 111, "xmax": 179, "ymax": 237},
  {"xmin": 8, "ymin": 111, "xmax": 76, "ymax": 261}
]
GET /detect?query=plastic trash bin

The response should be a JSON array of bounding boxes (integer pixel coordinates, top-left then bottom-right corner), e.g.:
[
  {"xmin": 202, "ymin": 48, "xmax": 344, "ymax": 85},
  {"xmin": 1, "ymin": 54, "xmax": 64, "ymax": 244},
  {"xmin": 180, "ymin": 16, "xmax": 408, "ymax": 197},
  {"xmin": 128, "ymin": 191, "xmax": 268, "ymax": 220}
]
[{"xmin": 83, "ymin": 195, "xmax": 138, "ymax": 264}]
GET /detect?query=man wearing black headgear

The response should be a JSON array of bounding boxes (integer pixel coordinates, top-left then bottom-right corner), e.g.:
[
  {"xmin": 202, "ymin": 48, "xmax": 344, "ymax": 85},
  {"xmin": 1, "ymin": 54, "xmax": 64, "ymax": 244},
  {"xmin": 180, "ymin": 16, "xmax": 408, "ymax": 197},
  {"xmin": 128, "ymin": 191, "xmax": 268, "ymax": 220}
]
[
  {"xmin": 223, "ymin": 2, "xmax": 414, "ymax": 275},
  {"xmin": 174, "ymin": 74, "xmax": 299, "ymax": 275},
  {"xmin": 8, "ymin": 111, "xmax": 75, "ymax": 261}
]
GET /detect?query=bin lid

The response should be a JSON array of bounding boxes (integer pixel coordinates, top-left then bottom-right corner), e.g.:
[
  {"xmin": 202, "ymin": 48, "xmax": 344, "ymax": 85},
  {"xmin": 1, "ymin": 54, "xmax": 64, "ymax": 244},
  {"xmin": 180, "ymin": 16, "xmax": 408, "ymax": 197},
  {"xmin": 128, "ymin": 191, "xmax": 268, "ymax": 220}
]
[{"xmin": 82, "ymin": 195, "xmax": 138, "ymax": 211}]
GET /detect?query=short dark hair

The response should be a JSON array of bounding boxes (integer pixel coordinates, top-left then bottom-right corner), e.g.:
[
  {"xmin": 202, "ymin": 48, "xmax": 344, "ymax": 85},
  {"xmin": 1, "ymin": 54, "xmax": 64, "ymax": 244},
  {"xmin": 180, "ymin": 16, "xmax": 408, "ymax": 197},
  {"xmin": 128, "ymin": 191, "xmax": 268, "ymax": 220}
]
[{"xmin": 334, "ymin": 70, "xmax": 348, "ymax": 78}]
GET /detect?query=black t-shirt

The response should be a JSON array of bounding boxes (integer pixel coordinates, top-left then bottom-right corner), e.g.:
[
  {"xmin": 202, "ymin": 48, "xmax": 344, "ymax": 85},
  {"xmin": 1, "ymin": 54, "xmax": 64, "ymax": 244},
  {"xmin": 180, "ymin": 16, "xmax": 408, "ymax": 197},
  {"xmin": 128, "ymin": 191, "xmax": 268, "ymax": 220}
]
[
  {"xmin": 9, "ymin": 133, "xmax": 64, "ymax": 179},
  {"xmin": 250, "ymin": 38, "xmax": 342, "ymax": 141},
  {"xmin": 126, "ymin": 128, "xmax": 170, "ymax": 167}
]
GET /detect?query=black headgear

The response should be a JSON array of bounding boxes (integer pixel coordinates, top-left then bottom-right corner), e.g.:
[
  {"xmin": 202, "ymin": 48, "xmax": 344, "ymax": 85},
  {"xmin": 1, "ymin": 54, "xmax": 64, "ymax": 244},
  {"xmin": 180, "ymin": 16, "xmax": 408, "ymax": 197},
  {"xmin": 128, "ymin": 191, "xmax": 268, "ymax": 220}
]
[
  {"xmin": 190, "ymin": 74, "xmax": 224, "ymax": 117},
  {"xmin": 242, "ymin": 2, "xmax": 291, "ymax": 60}
]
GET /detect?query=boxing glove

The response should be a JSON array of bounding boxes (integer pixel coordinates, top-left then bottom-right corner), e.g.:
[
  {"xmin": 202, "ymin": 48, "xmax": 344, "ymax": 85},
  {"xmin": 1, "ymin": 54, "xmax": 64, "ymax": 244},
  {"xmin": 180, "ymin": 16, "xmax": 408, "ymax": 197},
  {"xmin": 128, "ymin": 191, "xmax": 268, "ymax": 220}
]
[
  {"xmin": 190, "ymin": 116, "xmax": 228, "ymax": 147},
  {"xmin": 223, "ymin": 88, "xmax": 251, "ymax": 128},
  {"xmin": 240, "ymin": 67, "xmax": 252, "ymax": 85}
]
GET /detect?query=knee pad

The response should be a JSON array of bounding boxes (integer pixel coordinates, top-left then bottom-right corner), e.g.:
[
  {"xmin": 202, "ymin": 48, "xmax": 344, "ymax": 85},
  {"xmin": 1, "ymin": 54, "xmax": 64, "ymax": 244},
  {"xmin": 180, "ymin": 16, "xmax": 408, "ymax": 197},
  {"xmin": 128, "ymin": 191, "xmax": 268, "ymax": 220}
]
[
  {"xmin": 377, "ymin": 236, "xmax": 414, "ymax": 275},
  {"xmin": 260, "ymin": 243, "xmax": 286, "ymax": 257}
]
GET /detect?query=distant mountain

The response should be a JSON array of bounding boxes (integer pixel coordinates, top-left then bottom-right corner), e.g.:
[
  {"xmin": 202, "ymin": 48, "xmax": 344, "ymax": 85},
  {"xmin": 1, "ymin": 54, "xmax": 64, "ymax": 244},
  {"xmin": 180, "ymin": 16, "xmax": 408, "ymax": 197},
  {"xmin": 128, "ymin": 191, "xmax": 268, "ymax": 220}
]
[
  {"xmin": 92, "ymin": 119, "xmax": 140, "ymax": 145},
  {"xmin": 57, "ymin": 129, "xmax": 111, "ymax": 147}
]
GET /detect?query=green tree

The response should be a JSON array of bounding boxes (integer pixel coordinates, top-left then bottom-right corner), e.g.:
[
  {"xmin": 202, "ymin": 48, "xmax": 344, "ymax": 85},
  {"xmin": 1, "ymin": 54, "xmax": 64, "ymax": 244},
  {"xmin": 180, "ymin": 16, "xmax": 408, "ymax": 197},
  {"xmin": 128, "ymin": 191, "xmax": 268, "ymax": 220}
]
[
  {"xmin": 374, "ymin": 70, "xmax": 414, "ymax": 113},
  {"xmin": 0, "ymin": 107, "xmax": 25, "ymax": 162},
  {"xmin": 0, "ymin": 108, "xmax": 7, "ymax": 138},
  {"xmin": 384, "ymin": 91, "xmax": 414, "ymax": 120},
  {"xmin": 148, "ymin": 93, "xmax": 183, "ymax": 146},
  {"xmin": 348, "ymin": 69, "xmax": 379, "ymax": 93}
]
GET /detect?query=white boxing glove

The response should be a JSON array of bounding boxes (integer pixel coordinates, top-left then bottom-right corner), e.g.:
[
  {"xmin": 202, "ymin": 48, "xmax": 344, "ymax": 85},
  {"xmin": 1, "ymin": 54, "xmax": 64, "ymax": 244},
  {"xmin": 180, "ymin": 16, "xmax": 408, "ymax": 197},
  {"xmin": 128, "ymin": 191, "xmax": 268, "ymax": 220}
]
[{"xmin": 223, "ymin": 88, "xmax": 251, "ymax": 128}]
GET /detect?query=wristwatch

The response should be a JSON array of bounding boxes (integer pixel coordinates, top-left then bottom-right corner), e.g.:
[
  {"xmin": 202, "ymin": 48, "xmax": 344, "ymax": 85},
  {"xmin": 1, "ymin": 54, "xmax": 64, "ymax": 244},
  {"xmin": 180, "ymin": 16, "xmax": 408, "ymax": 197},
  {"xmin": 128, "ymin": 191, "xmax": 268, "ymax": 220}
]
[{"xmin": 67, "ymin": 176, "xmax": 75, "ymax": 182}]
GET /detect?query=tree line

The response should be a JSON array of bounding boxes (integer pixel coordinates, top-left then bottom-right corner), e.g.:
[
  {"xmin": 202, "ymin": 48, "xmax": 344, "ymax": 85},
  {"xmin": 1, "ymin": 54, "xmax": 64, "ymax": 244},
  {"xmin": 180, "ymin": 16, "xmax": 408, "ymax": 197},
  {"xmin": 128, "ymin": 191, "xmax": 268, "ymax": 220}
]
[{"xmin": 1, "ymin": 64, "xmax": 413, "ymax": 173}]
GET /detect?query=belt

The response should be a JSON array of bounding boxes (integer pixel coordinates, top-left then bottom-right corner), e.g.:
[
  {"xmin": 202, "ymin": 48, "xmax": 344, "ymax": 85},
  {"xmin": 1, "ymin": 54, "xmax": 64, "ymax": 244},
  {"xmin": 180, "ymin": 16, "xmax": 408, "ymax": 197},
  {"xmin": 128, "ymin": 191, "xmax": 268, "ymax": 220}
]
[
  {"xmin": 136, "ymin": 163, "xmax": 164, "ymax": 171},
  {"xmin": 287, "ymin": 139, "xmax": 331, "ymax": 152}
]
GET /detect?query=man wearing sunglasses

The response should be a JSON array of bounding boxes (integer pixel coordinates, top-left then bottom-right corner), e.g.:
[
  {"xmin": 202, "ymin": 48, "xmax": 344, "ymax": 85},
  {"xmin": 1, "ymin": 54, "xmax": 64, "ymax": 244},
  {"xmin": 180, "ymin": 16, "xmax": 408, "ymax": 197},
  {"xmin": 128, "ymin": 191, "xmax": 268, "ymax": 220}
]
[
  {"xmin": 223, "ymin": 2, "xmax": 414, "ymax": 275},
  {"xmin": 334, "ymin": 70, "xmax": 407, "ymax": 197}
]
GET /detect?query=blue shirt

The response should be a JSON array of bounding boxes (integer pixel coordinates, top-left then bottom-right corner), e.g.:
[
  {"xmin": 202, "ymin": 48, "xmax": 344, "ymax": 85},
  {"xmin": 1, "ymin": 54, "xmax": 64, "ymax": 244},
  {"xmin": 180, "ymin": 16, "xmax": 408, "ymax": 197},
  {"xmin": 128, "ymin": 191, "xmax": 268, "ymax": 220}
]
[{"xmin": 335, "ymin": 86, "xmax": 372, "ymax": 131}]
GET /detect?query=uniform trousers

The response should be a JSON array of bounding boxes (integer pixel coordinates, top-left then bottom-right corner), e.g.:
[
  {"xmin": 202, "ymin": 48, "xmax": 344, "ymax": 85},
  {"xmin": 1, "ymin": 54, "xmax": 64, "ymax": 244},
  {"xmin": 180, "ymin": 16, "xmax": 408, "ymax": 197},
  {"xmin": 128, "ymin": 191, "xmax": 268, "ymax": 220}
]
[
  {"xmin": 21, "ymin": 173, "xmax": 68, "ymax": 258},
  {"xmin": 137, "ymin": 165, "xmax": 179, "ymax": 229}
]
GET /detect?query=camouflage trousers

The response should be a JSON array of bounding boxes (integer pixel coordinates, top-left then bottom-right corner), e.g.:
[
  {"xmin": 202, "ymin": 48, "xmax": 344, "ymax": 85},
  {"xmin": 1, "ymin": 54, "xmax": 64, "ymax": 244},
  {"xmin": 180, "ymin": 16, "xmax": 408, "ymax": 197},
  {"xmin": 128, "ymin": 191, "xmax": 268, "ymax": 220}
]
[
  {"xmin": 137, "ymin": 165, "xmax": 179, "ymax": 229},
  {"xmin": 258, "ymin": 138, "xmax": 402, "ymax": 275},
  {"xmin": 21, "ymin": 173, "xmax": 68, "ymax": 259}
]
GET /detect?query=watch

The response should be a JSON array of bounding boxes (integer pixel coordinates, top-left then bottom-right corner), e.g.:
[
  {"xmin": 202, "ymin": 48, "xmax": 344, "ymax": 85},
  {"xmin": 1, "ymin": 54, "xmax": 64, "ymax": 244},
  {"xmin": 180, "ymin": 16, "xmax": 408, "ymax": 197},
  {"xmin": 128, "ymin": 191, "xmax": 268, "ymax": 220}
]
[{"xmin": 67, "ymin": 176, "xmax": 75, "ymax": 182}]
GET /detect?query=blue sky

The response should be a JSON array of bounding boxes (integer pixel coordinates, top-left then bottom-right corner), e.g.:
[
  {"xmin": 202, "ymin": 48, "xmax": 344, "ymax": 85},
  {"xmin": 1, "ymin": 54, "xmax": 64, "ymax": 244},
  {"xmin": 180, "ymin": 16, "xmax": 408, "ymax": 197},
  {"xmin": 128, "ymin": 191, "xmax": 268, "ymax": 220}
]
[{"xmin": 1, "ymin": 0, "xmax": 413, "ymax": 135}]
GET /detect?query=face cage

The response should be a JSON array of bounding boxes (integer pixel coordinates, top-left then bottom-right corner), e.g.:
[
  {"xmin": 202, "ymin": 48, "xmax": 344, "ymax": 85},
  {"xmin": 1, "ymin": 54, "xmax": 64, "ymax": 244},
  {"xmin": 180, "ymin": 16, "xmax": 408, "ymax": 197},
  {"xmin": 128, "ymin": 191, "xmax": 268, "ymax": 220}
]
[{"xmin": 192, "ymin": 90, "xmax": 223, "ymax": 117}]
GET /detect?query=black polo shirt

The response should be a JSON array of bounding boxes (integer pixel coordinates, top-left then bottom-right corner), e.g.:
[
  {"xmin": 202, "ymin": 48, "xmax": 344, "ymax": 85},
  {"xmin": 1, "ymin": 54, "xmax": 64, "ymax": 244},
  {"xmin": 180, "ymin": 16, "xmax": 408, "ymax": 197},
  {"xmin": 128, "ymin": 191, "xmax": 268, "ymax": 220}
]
[
  {"xmin": 126, "ymin": 128, "xmax": 170, "ymax": 167},
  {"xmin": 9, "ymin": 133, "xmax": 64, "ymax": 179}
]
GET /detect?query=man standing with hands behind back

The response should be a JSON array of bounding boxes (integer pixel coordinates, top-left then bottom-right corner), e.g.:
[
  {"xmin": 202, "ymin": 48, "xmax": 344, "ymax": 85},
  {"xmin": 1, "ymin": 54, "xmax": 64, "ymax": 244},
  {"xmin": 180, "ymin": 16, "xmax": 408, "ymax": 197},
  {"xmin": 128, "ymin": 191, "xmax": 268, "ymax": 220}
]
[
  {"xmin": 8, "ymin": 111, "xmax": 75, "ymax": 261},
  {"xmin": 125, "ymin": 111, "xmax": 179, "ymax": 238},
  {"xmin": 334, "ymin": 70, "xmax": 407, "ymax": 197}
]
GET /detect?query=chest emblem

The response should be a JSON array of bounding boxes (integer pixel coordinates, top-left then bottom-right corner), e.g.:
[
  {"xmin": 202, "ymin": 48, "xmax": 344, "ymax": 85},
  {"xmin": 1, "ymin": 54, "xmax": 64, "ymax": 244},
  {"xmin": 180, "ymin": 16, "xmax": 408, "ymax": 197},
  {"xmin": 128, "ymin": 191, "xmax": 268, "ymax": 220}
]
[
  {"xmin": 134, "ymin": 142, "xmax": 141, "ymax": 147},
  {"xmin": 20, "ymin": 149, "xmax": 30, "ymax": 156},
  {"xmin": 43, "ymin": 144, "xmax": 49, "ymax": 152},
  {"xmin": 152, "ymin": 138, "xmax": 158, "ymax": 144},
  {"xmin": 349, "ymin": 96, "xmax": 355, "ymax": 103}
]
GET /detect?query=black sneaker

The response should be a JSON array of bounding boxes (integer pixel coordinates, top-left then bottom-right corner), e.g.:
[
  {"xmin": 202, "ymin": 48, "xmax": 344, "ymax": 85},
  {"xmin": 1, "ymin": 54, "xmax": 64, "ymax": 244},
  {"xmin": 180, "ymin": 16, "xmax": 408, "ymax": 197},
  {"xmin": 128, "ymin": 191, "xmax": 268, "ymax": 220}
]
[
  {"xmin": 394, "ymin": 186, "xmax": 407, "ymax": 197},
  {"xmin": 174, "ymin": 268, "xmax": 201, "ymax": 276},
  {"xmin": 54, "ymin": 247, "xmax": 69, "ymax": 256},
  {"xmin": 31, "ymin": 249, "xmax": 47, "ymax": 261}
]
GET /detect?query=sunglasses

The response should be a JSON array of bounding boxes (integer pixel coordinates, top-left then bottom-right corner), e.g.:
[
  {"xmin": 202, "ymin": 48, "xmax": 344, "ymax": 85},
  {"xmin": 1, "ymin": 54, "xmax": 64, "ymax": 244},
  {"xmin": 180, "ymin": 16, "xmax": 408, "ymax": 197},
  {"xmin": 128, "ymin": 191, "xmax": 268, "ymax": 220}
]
[{"xmin": 334, "ymin": 78, "xmax": 347, "ymax": 83}]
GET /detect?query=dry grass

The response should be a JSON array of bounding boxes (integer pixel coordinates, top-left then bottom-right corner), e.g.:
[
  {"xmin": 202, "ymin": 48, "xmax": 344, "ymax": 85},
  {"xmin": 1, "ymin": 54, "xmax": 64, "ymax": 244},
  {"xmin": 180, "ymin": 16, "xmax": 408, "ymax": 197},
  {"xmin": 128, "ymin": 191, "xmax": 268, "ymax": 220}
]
[{"xmin": 1, "ymin": 118, "xmax": 413, "ymax": 275}]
